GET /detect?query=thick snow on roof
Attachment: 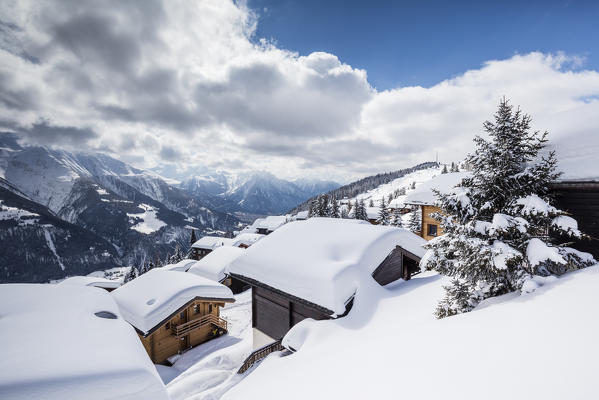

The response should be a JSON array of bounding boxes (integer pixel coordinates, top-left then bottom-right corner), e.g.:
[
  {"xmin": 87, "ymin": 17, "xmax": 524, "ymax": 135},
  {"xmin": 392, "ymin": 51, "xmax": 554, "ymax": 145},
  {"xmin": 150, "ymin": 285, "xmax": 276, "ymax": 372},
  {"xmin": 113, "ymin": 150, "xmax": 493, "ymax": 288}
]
[
  {"xmin": 227, "ymin": 218, "xmax": 427, "ymax": 314},
  {"xmin": 188, "ymin": 246, "xmax": 246, "ymax": 282},
  {"xmin": 404, "ymin": 172, "xmax": 469, "ymax": 205},
  {"xmin": 224, "ymin": 265, "xmax": 599, "ymax": 400},
  {"xmin": 161, "ymin": 259, "xmax": 197, "ymax": 272},
  {"xmin": 192, "ymin": 236, "xmax": 236, "ymax": 250},
  {"xmin": 0, "ymin": 284, "xmax": 168, "ymax": 400},
  {"xmin": 553, "ymin": 133, "xmax": 599, "ymax": 181},
  {"xmin": 59, "ymin": 275, "xmax": 121, "ymax": 289},
  {"xmin": 232, "ymin": 232, "xmax": 265, "ymax": 247},
  {"xmin": 295, "ymin": 210, "xmax": 309, "ymax": 220},
  {"xmin": 112, "ymin": 269, "xmax": 234, "ymax": 334},
  {"xmin": 256, "ymin": 215, "xmax": 288, "ymax": 231}
]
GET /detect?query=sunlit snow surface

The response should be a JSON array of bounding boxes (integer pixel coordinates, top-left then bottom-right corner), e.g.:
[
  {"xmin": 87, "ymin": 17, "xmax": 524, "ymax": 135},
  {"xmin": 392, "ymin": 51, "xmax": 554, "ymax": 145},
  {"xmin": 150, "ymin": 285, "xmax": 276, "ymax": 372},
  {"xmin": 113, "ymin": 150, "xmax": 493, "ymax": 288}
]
[
  {"xmin": 223, "ymin": 266, "xmax": 599, "ymax": 400},
  {"xmin": 127, "ymin": 203, "xmax": 167, "ymax": 234},
  {"xmin": 159, "ymin": 290, "xmax": 253, "ymax": 400}
]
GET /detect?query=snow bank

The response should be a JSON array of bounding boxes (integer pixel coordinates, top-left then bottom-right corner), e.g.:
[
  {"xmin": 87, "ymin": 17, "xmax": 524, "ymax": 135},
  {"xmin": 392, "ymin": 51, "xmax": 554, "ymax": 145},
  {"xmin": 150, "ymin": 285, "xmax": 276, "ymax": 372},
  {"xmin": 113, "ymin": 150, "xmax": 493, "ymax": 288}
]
[
  {"xmin": 112, "ymin": 269, "xmax": 234, "ymax": 334},
  {"xmin": 59, "ymin": 275, "xmax": 122, "ymax": 289},
  {"xmin": 0, "ymin": 284, "xmax": 168, "ymax": 400},
  {"xmin": 188, "ymin": 246, "xmax": 245, "ymax": 282},
  {"xmin": 404, "ymin": 172, "xmax": 470, "ymax": 205},
  {"xmin": 224, "ymin": 266, "xmax": 599, "ymax": 400},
  {"xmin": 227, "ymin": 218, "xmax": 427, "ymax": 314}
]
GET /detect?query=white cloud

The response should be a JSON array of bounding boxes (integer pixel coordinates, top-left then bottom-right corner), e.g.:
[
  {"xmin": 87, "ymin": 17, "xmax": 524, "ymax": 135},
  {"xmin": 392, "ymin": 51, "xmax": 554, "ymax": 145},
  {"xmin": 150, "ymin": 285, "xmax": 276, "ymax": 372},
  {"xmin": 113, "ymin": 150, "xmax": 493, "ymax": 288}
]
[{"xmin": 0, "ymin": 0, "xmax": 598, "ymax": 182}]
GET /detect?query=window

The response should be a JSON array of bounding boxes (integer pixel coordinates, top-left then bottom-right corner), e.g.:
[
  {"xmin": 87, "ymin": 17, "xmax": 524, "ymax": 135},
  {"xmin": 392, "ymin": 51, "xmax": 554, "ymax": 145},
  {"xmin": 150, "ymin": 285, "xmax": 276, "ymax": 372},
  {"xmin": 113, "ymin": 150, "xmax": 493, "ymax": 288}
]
[
  {"xmin": 427, "ymin": 224, "xmax": 438, "ymax": 237},
  {"xmin": 194, "ymin": 304, "xmax": 200, "ymax": 314},
  {"xmin": 179, "ymin": 311, "xmax": 185, "ymax": 319},
  {"xmin": 209, "ymin": 304, "xmax": 213, "ymax": 314},
  {"xmin": 165, "ymin": 322, "xmax": 170, "ymax": 330}
]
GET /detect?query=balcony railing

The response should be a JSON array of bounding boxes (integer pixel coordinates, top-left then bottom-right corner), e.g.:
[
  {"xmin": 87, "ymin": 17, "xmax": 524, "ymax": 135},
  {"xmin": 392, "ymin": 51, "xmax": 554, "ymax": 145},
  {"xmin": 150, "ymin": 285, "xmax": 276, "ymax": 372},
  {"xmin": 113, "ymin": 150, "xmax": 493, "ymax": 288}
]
[{"xmin": 171, "ymin": 314, "xmax": 228, "ymax": 338}]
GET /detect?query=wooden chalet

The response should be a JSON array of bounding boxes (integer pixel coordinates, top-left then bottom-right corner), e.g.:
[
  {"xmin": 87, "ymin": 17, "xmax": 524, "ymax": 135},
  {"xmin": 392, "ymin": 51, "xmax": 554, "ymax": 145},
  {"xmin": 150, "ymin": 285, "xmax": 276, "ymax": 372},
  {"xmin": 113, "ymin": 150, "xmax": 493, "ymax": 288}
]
[
  {"xmin": 188, "ymin": 246, "xmax": 249, "ymax": 294},
  {"xmin": 254, "ymin": 215, "xmax": 288, "ymax": 235},
  {"xmin": 551, "ymin": 180, "xmax": 599, "ymax": 259},
  {"xmin": 227, "ymin": 218, "xmax": 427, "ymax": 344},
  {"xmin": 112, "ymin": 269, "xmax": 235, "ymax": 364},
  {"xmin": 404, "ymin": 172, "xmax": 469, "ymax": 240},
  {"xmin": 191, "ymin": 236, "xmax": 236, "ymax": 260}
]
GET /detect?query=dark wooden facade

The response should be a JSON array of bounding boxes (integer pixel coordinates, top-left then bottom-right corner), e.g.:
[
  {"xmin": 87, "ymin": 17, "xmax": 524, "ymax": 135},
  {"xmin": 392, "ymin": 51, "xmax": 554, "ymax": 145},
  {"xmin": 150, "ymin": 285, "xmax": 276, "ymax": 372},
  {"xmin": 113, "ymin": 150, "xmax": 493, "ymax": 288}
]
[
  {"xmin": 191, "ymin": 248, "xmax": 212, "ymax": 261},
  {"xmin": 231, "ymin": 244, "xmax": 422, "ymax": 341},
  {"xmin": 551, "ymin": 182, "xmax": 599, "ymax": 259}
]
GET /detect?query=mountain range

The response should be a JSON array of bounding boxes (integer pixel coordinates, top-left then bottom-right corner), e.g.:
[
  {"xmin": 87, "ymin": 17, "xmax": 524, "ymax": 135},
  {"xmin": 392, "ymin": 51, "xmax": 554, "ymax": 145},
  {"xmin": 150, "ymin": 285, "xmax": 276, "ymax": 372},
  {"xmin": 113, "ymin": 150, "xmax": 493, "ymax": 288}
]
[{"xmin": 0, "ymin": 133, "xmax": 338, "ymax": 283}]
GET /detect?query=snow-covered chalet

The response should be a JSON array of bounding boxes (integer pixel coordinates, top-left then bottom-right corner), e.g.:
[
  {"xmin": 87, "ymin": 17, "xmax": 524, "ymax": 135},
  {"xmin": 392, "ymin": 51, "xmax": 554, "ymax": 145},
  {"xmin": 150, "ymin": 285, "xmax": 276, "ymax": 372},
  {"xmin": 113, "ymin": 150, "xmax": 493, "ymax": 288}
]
[{"xmin": 112, "ymin": 269, "xmax": 235, "ymax": 364}]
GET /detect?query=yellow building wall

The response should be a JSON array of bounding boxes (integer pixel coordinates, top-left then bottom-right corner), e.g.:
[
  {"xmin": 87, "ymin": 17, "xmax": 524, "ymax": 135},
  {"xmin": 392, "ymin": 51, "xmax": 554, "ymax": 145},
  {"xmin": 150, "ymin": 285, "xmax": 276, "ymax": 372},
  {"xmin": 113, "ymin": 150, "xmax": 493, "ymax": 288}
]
[{"xmin": 421, "ymin": 205, "xmax": 443, "ymax": 241}]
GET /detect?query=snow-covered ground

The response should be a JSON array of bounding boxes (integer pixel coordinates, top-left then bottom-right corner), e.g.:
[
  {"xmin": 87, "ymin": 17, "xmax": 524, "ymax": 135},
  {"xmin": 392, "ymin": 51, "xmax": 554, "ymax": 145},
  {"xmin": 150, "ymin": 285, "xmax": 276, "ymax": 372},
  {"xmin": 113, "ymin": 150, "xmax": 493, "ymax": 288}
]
[
  {"xmin": 127, "ymin": 203, "xmax": 167, "ymax": 234},
  {"xmin": 223, "ymin": 265, "xmax": 599, "ymax": 400},
  {"xmin": 0, "ymin": 200, "xmax": 39, "ymax": 225},
  {"xmin": 159, "ymin": 289, "xmax": 253, "ymax": 400},
  {"xmin": 353, "ymin": 165, "xmax": 443, "ymax": 206}
]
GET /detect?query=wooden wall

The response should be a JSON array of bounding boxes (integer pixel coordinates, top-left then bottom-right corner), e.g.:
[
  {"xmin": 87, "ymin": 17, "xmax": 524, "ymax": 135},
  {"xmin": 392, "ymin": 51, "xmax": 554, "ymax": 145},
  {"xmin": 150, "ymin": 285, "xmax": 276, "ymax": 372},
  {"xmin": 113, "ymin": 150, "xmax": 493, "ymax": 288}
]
[
  {"xmin": 551, "ymin": 182, "xmax": 599, "ymax": 259},
  {"xmin": 252, "ymin": 286, "xmax": 330, "ymax": 340},
  {"xmin": 140, "ymin": 300, "xmax": 225, "ymax": 364},
  {"xmin": 372, "ymin": 247, "xmax": 421, "ymax": 285},
  {"xmin": 421, "ymin": 205, "xmax": 443, "ymax": 241}
]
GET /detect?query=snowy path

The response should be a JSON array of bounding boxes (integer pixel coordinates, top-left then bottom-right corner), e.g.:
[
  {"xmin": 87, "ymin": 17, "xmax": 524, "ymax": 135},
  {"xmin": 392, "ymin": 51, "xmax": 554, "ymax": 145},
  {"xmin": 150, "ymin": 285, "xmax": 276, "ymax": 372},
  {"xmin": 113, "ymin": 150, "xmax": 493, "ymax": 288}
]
[{"xmin": 159, "ymin": 290, "xmax": 253, "ymax": 400}]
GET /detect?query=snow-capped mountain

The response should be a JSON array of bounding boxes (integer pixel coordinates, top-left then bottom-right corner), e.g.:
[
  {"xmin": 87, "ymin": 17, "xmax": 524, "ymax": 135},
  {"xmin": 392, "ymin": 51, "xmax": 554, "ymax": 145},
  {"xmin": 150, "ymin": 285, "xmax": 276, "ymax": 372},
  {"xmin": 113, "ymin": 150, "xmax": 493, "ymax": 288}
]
[
  {"xmin": 180, "ymin": 171, "xmax": 339, "ymax": 215},
  {"xmin": 0, "ymin": 181, "xmax": 119, "ymax": 283},
  {"xmin": 0, "ymin": 133, "xmax": 241, "ymax": 282}
]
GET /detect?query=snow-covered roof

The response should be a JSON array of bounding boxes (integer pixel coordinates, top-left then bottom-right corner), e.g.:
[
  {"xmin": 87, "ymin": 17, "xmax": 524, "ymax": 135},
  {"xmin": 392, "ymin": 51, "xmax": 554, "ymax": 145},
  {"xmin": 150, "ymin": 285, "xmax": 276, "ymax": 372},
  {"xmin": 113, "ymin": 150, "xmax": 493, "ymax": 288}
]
[
  {"xmin": 295, "ymin": 211, "xmax": 309, "ymax": 220},
  {"xmin": 227, "ymin": 218, "xmax": 427, "ymax": 315},
  {"xmin": 366, "ymin": 206, "xmax": 380, "ymax": 220},
  {"xmin": 404, "ymin": 172, "xmax": 469, "ymax": 206},
  {"xmin": 0, "ymin": 284, "xmax": 168, "ymax": 400},
  {"xmin": 192, "ymin": 236, "xmax": 236, "ymax": 250},
  {"xmin": 59, "ymin": 275, "xmax": 122, "ymax": 289},
  {"xmin": 161, "ymin": 259, "xmax": 197, "ymax": 272},
  {"xmin": 112, "ymin": 269, "xmax": 234, "ymax": 334},
  {"xmin": 188, "ymin": 246, "xmax": 246, "ymax": 282},
  {"xmin": 256, "ymin": 215, "xmax": 288, "ymax": 231},
  {"xmin": 232, "ymin": 232, "xmax": 265, "ymax": 247}
]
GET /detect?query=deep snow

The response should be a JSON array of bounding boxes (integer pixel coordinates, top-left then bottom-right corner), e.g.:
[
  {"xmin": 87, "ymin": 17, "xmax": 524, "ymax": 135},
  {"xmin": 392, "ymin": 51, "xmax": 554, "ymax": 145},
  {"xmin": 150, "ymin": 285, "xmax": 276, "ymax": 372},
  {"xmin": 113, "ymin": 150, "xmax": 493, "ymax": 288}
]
[{"xmin": 223, "ymin": 265, "xmax": 599, "ymax": 400}]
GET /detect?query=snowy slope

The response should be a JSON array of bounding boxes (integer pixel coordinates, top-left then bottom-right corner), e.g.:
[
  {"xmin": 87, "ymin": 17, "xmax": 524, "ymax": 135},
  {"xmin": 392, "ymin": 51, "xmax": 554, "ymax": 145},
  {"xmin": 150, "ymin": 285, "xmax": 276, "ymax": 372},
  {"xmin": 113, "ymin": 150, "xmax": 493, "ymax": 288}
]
[{"xmin": 223, "ymin": 265, "xmax": 599, "ymax": 400}]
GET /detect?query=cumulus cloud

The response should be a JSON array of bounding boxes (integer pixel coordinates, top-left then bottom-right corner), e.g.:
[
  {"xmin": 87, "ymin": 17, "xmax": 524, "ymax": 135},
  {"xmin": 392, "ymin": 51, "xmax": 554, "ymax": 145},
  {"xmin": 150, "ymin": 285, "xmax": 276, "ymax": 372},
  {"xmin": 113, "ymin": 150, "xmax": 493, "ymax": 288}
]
[{"xmin": 0, "ymin": 0, "xmax": 598, "ymax": 182}]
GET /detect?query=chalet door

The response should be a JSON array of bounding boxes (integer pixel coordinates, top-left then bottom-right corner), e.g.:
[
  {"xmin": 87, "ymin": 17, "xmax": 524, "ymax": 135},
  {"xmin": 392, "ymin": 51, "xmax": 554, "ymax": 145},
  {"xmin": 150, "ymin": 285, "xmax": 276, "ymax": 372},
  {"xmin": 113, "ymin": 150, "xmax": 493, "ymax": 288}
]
[
  {"xmin": 254, "ymin": 294, "xmax": 290, "ymax": 339},
  {"xmin": 178, "ymin": 310, "xmax": 189, "ymax": 352}
]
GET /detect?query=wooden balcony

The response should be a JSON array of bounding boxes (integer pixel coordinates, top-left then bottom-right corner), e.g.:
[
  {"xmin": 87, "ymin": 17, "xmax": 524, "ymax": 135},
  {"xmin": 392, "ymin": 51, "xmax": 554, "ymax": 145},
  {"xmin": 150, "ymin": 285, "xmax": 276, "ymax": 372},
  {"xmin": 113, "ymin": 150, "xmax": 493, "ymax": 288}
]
[{"xmin": 171, "ymin": 314, "xmax": 228, "ymax": 338}]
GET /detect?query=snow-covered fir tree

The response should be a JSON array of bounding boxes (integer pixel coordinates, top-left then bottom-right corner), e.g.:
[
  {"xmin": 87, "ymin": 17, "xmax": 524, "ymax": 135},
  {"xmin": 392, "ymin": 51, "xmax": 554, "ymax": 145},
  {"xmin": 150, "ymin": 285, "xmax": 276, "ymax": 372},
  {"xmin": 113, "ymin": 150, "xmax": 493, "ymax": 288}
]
[
  {"xmin": 354, "ymin": 199, "xmax": 368, "ymax": 220},
  {"xmin": 123, "ymin": 266, "xmax": 138, "ymax": 283},
  {"xmin": 391, "ymin": 208, "xmax": 403, "ymax": 227},
  {"xmin": 424, "ymin": 98, "xmax": 596, "ymax": 318},
  {"xmin": 329, "ymin": 197, "xmax": 340, "ymax": 218},
  {"xmin": 316, "ymin": 194, "xmax": 330, "ymax": 217},
  {"xmin": 377, "ymin": 198, "xmax": 390, "ymax": 225},
  {"xmin": 308, "ymin": 198, "xmax": 317, "ymax": 218},
  {"xmin": 441, "ymin": 165, "xmax": 448, "ymax": 174},
  {"xmin": 190, "ymin": 229, "xmax": 197, "ymax": 246},
  {"xmin": 408, "ymin": 206, "xmax": 421, "ymax": 233},
  {"xmin": 369, "ymin": 198, "xmax": 374, "ymax": 207}
]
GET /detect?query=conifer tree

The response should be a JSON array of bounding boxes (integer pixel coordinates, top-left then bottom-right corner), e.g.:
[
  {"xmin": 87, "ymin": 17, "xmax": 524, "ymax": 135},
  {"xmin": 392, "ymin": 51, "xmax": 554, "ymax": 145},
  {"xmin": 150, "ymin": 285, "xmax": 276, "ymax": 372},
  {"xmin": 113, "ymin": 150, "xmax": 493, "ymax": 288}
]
[
  {"xmin": 424, "ymin": 98, "xmax": 596, "ymax": 318},
  {"xmin": 190, "ymin": 229, "xmax": 197, "ymax": 246},
  {"xmin": 441, "ymin": 165, "xmax": 448, "ymax": 174},
  {"xmin": 354, "ymin": 199, "xmax": 368, "ymax": 220},
  {"xmin": 377, "ymin": 198, "xmax": 390, "ymax": 225},
  {"xmin": 408, "ymin": 206, "xmax": 421, "ymax": 233},
  {"xmin": 124, "ymin": 266, "xmax": 138, "ymax": 283},
  {"xmin": 330, "ymin": 197, "xmax": 340, "ymax": 218},
  {"xmin": 369, "ymin": 198, "xmax": 374, "ymax": 207},
  {"xmin": 391, "ymin": 208, "xmax": 403, "ymax": 227},
  {"xmin": 308, "ymin": 198, "xmax": 317, "ymax": 218}
]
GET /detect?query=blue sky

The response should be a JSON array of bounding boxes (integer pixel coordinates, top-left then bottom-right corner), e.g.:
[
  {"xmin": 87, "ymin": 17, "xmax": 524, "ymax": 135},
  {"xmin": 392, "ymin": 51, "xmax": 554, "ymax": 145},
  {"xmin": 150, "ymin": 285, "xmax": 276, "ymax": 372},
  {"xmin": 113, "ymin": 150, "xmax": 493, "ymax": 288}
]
[{"xmin": 249, "ymin": 0, "xmax": 599, "ymax": 89}]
